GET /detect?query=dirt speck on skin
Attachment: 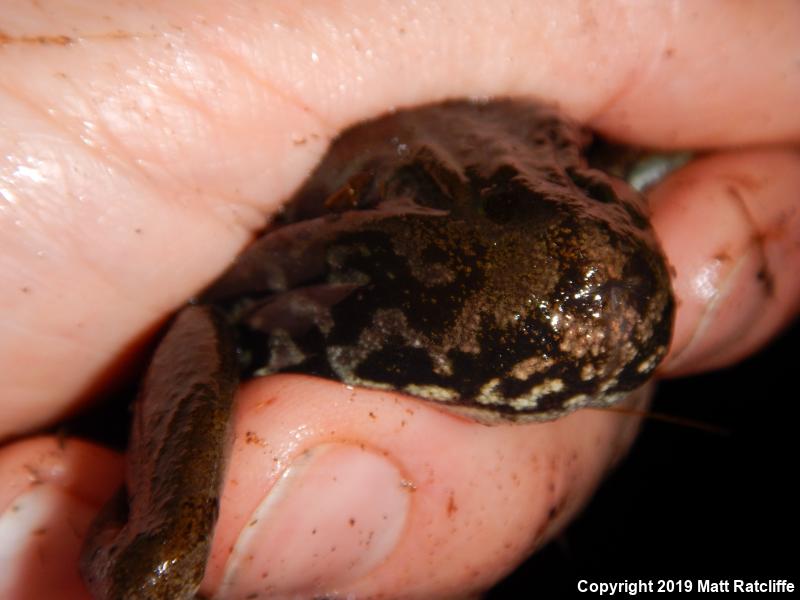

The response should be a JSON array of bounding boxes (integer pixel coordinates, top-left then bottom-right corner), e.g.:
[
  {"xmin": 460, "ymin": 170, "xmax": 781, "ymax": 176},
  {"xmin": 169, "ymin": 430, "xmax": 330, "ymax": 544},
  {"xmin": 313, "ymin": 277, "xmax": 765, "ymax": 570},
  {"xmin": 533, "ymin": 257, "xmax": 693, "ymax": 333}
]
[
  {"xmin": 446, "ymin": 492, "xmax": 458, "ymax": 517},
  {"xmin": 245, "ymin": 431, "xmax": 267, "ymax": 446},
  {"xmin": 712, "ymin": 251, "xmax": 732, "ymax": 263},
  {"xmin": 547, "ymin": 498, "xmax": 568, "ymax": 521},
  {"xmin": 756, "ymin": 267, "xmax": 775, "ymax": 295},
  {"xmin": 24, "ymin": 464, "xmax": 43, "ymax": 484},
  {"xmin": 0, "ymin": 30, "xmax": 74, "ymax": 45},
  {"xmin": 400, "ymin": 479, "xmax": 417, "ymax": 492},
  {"xmin": 668, "ymin": 262, "xmax": 678, "ymax": 279},
  {"xmin": 726, "ymin": 184, "xmax": 776, "ymax": 297},
  {"xmin": 255, "ymin": 396, "xmax": 279, "ymax": 410}
]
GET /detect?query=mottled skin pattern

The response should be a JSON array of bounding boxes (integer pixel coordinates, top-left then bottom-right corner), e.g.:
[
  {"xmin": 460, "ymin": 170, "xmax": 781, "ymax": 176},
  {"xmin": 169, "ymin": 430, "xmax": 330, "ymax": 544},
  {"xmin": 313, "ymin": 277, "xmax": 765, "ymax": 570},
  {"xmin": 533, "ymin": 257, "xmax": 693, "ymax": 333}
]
[{"xmin": 80, "ymin": 100, "xmax": 674, "ymax": 599}]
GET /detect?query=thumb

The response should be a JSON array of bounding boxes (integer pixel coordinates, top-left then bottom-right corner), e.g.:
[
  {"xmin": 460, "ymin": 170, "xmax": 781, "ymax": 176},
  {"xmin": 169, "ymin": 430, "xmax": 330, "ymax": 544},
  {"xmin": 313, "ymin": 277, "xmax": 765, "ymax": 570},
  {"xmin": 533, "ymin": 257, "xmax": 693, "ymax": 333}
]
[{"xmin": 200, "ymin": 376, "xmax": 646, "ymax": 598}]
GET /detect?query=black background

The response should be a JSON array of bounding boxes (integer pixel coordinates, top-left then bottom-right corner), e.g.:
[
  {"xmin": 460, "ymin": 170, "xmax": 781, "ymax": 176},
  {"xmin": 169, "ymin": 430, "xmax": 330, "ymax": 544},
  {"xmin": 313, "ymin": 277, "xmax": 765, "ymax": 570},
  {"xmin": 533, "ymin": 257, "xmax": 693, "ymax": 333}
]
[{"xmin": 488, "ymin": 319, "xmax": 798, "ymax": 597}]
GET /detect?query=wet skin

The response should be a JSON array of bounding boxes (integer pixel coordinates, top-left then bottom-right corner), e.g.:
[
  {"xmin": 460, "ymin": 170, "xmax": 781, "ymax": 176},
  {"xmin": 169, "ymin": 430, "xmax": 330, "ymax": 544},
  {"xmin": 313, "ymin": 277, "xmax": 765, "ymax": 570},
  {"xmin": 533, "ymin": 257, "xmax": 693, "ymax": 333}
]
[{"xmin": 79, "ymin": 99, "xmax": 674, "ymax": 599}]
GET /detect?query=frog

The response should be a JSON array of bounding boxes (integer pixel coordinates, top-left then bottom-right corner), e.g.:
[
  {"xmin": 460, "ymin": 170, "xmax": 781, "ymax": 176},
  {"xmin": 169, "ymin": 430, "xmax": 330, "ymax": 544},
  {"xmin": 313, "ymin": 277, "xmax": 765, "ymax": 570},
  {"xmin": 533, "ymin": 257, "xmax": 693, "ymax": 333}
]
[{"xmin": 79, "ymin": 99, "xmax": 674, "ymax": 600}]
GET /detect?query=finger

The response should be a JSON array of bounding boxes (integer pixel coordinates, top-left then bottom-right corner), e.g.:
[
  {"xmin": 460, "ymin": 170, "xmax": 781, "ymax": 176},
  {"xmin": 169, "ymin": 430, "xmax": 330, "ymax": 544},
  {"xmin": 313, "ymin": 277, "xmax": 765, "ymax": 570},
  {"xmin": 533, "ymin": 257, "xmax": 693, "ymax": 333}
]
[
  {"xmin": 649, "ymin": 148, "xmax": 800, "ymax": 376},
  {"xmin": 1, "ymin": 1, "xmax": 797, "ymax": 431},
  {"xmin": 198, "ymin": 376, "xmax": 648, "ymax": 598},
  {"xmin": 0, "ymin": 386, "xmax": 644, "ymax": 598},
  {"xmin": 585, "ymin": 1, "xmax": 800, "ymax": 146},
  {"xmin": 0, "ymin": 437, "xmax": 122, "ymax": 599}
]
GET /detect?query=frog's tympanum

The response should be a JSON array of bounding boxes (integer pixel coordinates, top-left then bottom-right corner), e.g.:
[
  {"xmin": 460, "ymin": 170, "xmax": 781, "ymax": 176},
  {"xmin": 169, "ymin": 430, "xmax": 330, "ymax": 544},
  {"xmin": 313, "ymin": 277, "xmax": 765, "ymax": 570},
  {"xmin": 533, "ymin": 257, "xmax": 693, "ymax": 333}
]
[{"xmin": 80, "ymin": 100, "xmax": 674, "ymax": 599}]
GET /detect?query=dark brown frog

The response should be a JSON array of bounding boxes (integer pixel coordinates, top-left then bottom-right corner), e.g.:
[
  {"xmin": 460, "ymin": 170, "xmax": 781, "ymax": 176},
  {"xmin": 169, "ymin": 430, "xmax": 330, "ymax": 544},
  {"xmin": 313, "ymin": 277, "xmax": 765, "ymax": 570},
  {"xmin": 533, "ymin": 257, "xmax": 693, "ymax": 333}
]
[{"xmin": 80, "ymin": 99, "xmax": 674, "ymax": 599}]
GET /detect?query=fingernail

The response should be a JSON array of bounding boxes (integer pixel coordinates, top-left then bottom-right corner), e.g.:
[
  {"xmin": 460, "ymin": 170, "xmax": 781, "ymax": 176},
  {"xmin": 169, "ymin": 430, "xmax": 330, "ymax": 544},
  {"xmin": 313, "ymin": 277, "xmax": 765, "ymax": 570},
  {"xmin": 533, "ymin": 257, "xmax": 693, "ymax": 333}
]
[
  {"xmin": 0, "ymin": 484, "xmax": 98, "ymax": 597},
  {"xmin": 221, "ymin": 443, "xmax": 409, "ymax": 596}
]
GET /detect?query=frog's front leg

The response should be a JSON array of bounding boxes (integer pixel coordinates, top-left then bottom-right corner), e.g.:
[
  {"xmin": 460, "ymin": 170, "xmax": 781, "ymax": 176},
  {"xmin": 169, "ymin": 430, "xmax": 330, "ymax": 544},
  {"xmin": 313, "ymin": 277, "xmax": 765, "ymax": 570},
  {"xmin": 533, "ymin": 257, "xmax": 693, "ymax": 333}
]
[{"xmin": 80, "ymin": 305, "xmax": 239, "ymax": 600}]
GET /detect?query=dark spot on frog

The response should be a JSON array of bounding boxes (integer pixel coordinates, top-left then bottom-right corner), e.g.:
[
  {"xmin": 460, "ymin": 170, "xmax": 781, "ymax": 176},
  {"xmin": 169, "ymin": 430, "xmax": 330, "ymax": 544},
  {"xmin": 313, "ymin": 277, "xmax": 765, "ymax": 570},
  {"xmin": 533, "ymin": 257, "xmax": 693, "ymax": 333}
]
[
  {"xmin": 325, "ymin": 171, "xmax": 374, "ymax": 212},
  {"xmin": 566, "ymin": 167, "xmax": 617, "ymax": 204},
  {"xmin": 80, "ymin": 99, "xmax": 674, "ymax": 600}
]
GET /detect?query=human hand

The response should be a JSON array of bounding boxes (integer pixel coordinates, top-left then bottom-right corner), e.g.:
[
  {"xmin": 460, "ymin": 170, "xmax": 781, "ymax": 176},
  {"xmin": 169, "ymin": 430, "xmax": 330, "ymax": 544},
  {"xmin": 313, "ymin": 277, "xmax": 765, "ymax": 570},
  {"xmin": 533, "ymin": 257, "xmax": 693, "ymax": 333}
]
[{"xmin": 1, "ymin": 1, "xmax": 798, "ymax": 598}]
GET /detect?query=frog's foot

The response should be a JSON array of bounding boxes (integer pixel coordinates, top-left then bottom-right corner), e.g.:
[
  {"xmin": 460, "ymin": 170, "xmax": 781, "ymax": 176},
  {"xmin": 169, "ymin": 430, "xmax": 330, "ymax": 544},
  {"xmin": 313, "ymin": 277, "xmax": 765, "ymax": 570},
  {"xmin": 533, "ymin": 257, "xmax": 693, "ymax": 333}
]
[{"xmin": 80, "ymin": 305, "xmax": 239, "ymax": 600}]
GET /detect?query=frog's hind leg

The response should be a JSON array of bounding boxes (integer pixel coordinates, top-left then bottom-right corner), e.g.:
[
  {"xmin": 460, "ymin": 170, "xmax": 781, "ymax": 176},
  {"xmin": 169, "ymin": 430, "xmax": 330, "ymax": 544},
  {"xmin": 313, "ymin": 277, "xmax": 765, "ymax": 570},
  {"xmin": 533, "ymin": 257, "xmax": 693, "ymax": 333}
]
[{"xmin": 80, "ymin": 305, "xmax": 239, "ymax": 600}]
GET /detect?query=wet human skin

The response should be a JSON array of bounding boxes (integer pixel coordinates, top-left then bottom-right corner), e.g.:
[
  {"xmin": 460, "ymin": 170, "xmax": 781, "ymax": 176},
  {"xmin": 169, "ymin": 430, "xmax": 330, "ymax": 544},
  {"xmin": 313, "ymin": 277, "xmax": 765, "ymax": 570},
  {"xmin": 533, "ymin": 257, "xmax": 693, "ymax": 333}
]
[{"xmin": 80, "ymin": 99, "xmax": 673, "ymax": 600}]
